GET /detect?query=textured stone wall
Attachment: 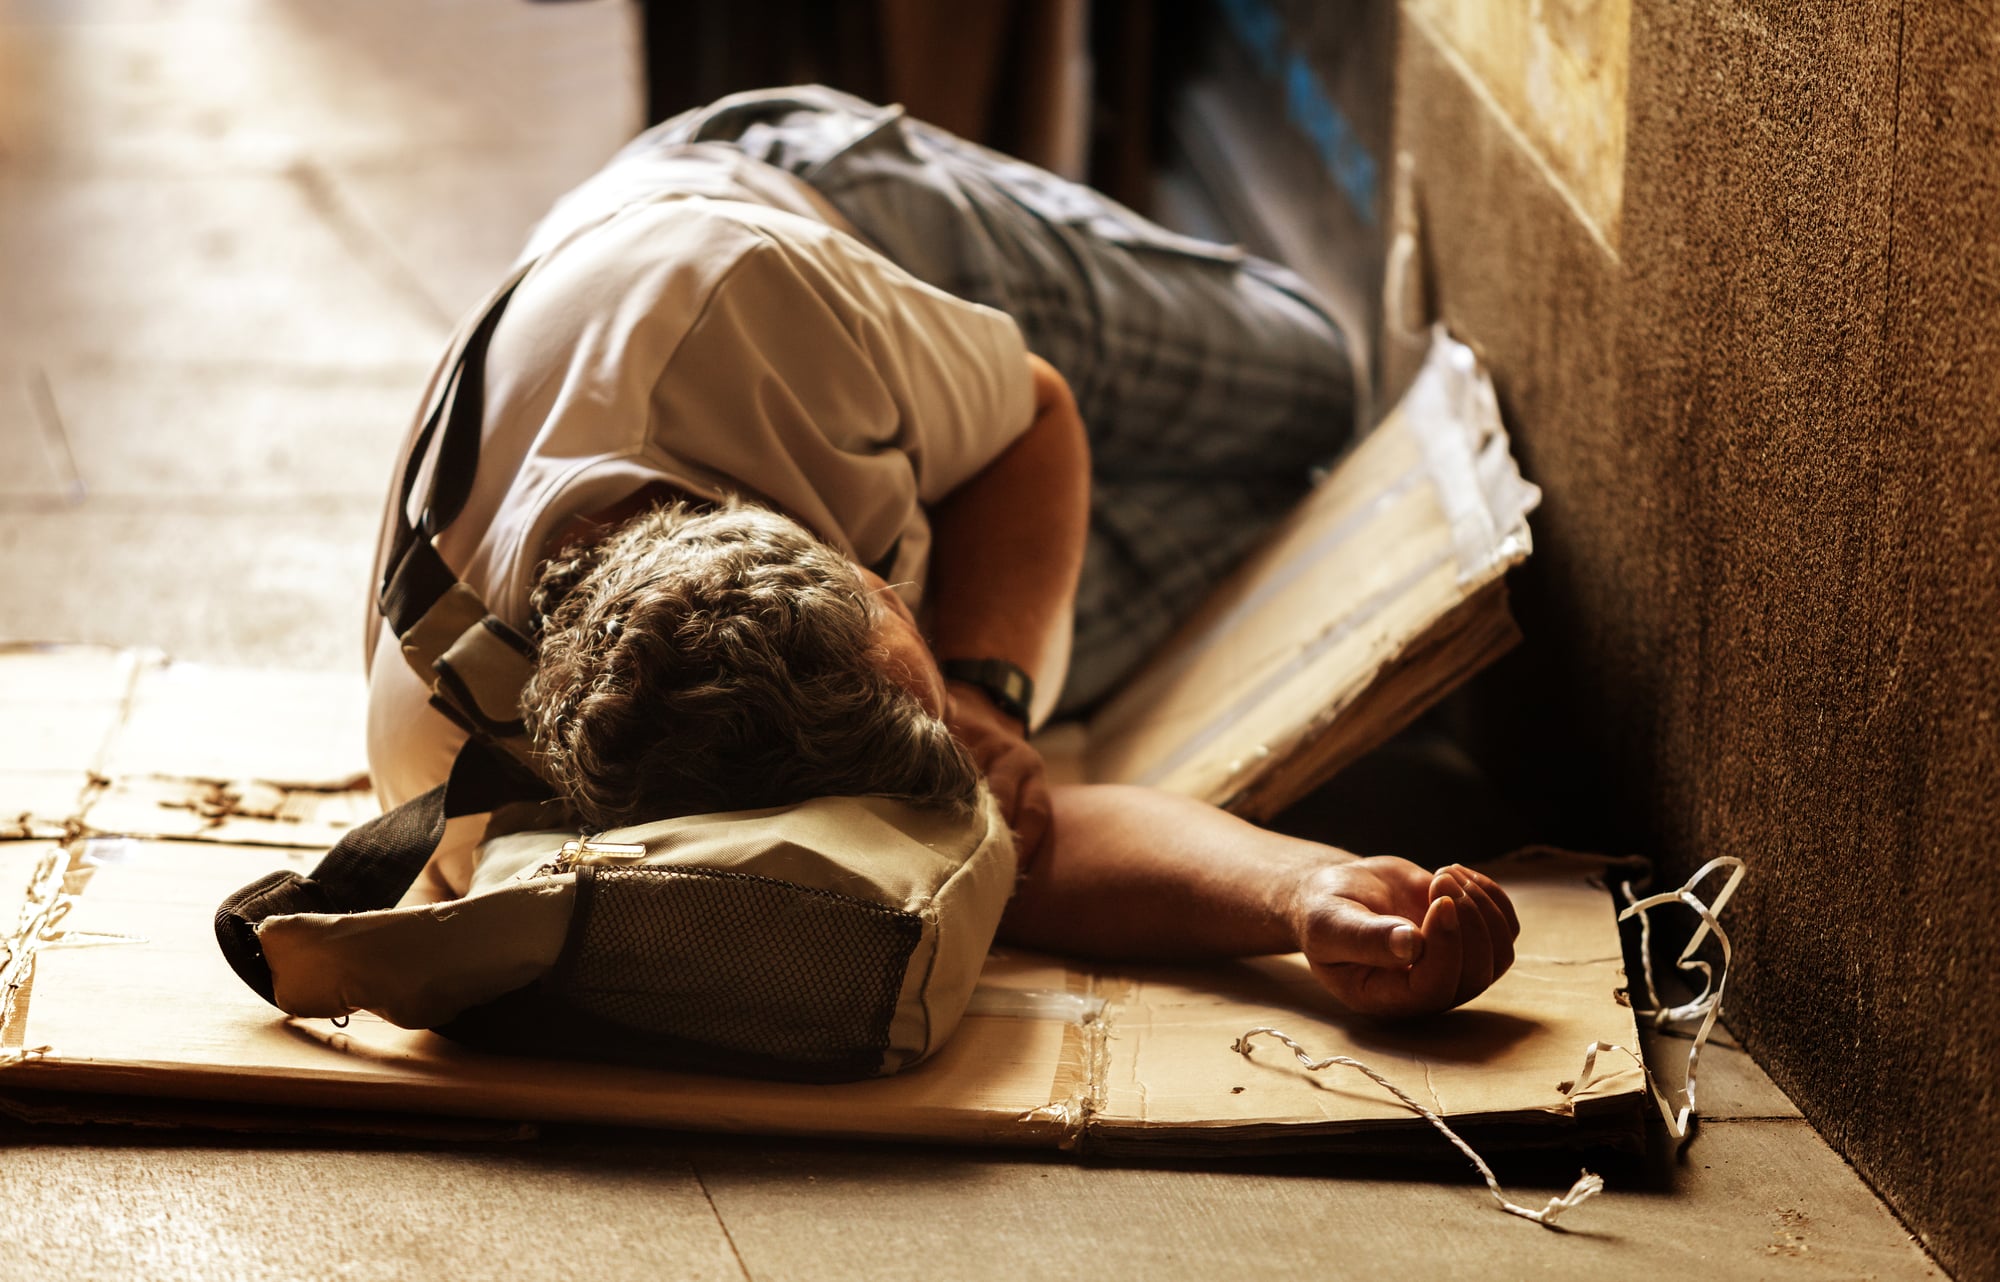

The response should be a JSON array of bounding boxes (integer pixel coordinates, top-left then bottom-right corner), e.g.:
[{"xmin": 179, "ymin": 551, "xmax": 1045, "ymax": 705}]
[{"xmin": 1395, "ymin": 3, "xmax": 2000, "ymax": 1275}]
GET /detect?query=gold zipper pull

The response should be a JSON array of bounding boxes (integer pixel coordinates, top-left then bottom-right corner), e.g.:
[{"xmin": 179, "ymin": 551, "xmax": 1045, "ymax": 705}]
[
  {"xmin": 564, "ymin": 839, "xmax": 648, "ymax": 868},
  {"xmin": 535, "ymin": 838, "xmax": 649, "ymax": 878}
]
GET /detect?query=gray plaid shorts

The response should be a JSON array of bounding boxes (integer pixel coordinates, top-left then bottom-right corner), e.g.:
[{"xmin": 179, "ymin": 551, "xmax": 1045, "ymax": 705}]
[{"xmin": 637, "ymin": 87, "xmax": 1356, "ymax": 714}]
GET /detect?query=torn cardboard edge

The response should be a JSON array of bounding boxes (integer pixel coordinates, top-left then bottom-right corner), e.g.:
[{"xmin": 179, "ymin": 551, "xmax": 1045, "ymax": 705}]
[{"xmin": 0, "ymin": 641, "xmax": 375, "ymax": 851}]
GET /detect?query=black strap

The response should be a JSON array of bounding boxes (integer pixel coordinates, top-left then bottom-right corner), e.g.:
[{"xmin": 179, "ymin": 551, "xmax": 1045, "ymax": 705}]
[
  {"xmin": 218, "ymin": 269, "xmax": 557, "ymax": 1010},
  {"xmin": 214, "ymin": 739, "xmax": 552, "ymax": 1008},
  {"xmin": 380, "ymin": 535, "xmax": 461, "ymax": 647},
  {"xmin": 381, "ymin": 271, "xmax": 528, "ymax": 637},
  {"xmin": 940, "ymin": 657, "xmax": 1034, "ymax": 729}
]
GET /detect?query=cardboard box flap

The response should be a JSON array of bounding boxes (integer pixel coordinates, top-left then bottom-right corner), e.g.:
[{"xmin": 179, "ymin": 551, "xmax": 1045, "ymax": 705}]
[{"xmin": 1080, "ymin": 330, "xmax": 1539, "ymax": 816}]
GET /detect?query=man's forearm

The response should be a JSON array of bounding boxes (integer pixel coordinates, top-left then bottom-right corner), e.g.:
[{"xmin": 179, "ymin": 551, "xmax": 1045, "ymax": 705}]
[
  {"xmin": 925, "ymin": 354, "xmax": 1090, "ymax": 709},
  {"xmin": 999, "ymin": 784, "xmax": 1345, "ymax": 957},
  {"xmin": 999, "ymin": 784, "xmax": 1523, "ymax": 1018}
]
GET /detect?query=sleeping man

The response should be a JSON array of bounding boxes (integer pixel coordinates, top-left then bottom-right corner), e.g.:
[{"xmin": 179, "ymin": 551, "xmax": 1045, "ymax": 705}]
[{"xmin": 363, "ymin": 87, "xmax": 1518, "ymax": 1019}]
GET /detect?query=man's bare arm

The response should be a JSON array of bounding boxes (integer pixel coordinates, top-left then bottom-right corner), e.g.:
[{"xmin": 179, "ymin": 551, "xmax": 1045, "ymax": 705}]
[
  {"xmin": 925, "ymin": 353, "xmax": 1090, "ymax": 691},
  {"xmin": 924, "ymin": 354, "xmax": 1090, "ymax": 859},
  {"xmin": 1002, "ymin": 784, "xmax": 1522, "ymax": 1017}
]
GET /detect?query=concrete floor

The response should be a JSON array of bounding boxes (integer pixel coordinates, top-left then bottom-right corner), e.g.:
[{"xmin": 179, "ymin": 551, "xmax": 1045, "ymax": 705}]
[{"xmin": 0, "ymin": 3, "xmax": 1945, "ymax": 1278}]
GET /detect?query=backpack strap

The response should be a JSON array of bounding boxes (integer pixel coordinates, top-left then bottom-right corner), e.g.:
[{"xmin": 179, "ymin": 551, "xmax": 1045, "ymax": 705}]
[
  {"xmin": 379, "ymin": 265, "xmax": 542, "ymax": 770},
  {"xmin": 215, "ymin": 738, "xmax": 551, "ymax": 1008},
  {"xmin": 379, "ymin": 266, "xmax": 527, "ymax": 631},
  {"xmin": 218, "ymin": 264, "xmax": 563, "ymax": 1008}
]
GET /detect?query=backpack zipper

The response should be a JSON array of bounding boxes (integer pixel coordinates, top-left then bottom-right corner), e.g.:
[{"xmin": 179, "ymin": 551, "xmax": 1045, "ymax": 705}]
[{"xmin": 535, "ymin": 838, "xmax": 648, "ymax": 877}]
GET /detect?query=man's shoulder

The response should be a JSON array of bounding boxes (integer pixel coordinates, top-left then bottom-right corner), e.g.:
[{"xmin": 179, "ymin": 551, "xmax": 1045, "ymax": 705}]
[
  {"xmin": 530, "ymin": 195, "xmax": 858, "ymax": 298},
  {"xmin": 501, "ymin": 198, "xmax": 780, "ymax": 334},
  {"xmin": 558, "ymin": 194, "xmax": 787, "ymax": 261},
  {"xmin": 521, "ymin": 140, "xmax": 852, "ymax": 259}
]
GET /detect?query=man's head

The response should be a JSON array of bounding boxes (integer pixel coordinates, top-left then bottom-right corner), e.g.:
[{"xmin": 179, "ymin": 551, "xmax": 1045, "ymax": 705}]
[{"xmin": 523, "ymin": 498, "xmax": 977, "ymax": 830}]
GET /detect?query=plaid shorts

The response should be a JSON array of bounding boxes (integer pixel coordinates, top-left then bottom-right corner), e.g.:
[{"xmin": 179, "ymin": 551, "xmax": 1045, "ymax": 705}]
[{"xmin": 637, "ymin": 87, "xmax": 1356, "ymax": 714}]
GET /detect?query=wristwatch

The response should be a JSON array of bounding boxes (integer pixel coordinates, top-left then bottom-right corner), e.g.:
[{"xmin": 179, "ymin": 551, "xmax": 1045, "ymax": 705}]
[{"xmin": 940, "ymin": 658, "xmax": 1034, "ymax": 730}]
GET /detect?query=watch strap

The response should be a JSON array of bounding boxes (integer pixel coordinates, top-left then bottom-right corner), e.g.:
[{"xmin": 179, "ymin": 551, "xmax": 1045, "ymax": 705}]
[{"xmin": 940, "ymin": 658, "xmax": 1034, "ymax": 729}]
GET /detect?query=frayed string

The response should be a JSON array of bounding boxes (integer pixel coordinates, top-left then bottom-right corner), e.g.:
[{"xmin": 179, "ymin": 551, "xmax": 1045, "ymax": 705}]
[
  {"xmin": 1233, "ymin": 1027, "xmax": 1604, "ymax": 1227},
  {"xmin": 1564, "ymin": 855, "xmax": 1746, "ymax": 1141}
]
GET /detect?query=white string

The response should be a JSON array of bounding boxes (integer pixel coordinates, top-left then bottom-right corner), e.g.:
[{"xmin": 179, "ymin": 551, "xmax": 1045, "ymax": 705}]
[
  {"xmin": 1565, "ymin": 855, "xmax": 1746, "ymax": 1141},
  {"xmin": 1232, "ymin": 1027, "xmax": 1604, "ymax": 1228}
]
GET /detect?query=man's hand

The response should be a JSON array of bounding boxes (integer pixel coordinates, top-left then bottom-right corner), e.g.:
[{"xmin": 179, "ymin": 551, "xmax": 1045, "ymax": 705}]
[
  {"xmin": 946, "ymin": 680, "xmax": 1053, "ymax": 867},
  {"xmin": 1290, "ymin": 858, "xmax": 1520, "ymax": 1017}
]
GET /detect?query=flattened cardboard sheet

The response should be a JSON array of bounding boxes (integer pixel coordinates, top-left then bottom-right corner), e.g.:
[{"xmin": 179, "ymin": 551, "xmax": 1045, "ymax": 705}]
[
  {"xmin": 1083, "ymin": 850, "xmax": 1644, "ymax": 1156},
  {"xmin": 0, "ymin": 645, "xmax": 145, "ymax": 841},
  {"xmin": 0, "ymin": 660, "xmax": 1641, "ymax": 1149},
  {"xmin": 2, "ymin": 836, "xmax": 1641, "ymax": 1153}
]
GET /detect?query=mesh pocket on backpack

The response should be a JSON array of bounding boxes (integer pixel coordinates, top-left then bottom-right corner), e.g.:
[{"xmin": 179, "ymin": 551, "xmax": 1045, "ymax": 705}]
[{"xmin": 553, "ymin": 865, "xmax": 925, "ymax": 1069}]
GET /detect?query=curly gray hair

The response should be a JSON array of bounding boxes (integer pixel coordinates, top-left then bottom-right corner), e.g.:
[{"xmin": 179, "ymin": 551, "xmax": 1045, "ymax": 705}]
[{"xmin": 522, "ymin": 498, "xmax": 979, "ymax": 831}]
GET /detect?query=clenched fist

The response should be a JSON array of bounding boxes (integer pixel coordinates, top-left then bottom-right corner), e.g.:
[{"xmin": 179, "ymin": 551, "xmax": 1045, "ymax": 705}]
[{"xmin": 1289, "ymin": 858, "xmax": 1520, "ymax": 1017}]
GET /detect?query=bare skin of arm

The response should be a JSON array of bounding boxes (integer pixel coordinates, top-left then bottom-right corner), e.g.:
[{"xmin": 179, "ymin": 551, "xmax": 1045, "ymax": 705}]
[
  {"xmin": 924, "ymin": 355, "xmax": 1520, "ymax": 1017},
  {"xmin": 1004, "ymin": 786, "xmax": 1518, "ymax": 1016},
  {"xmin": 927, "ymin": 352, "xmax": 1090, "ymax": 686},
  {"xmin": 923, "ymin": 352, "xmax": 1090, "ymax": 862}
]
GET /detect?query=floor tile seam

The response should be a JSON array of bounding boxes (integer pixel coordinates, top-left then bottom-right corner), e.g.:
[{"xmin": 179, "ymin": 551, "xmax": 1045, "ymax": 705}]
[
  {"xmin": 22, "ymin": 366, "xmax": 83, "ymax": 506},
  {"xmin": 278, "ymin": 158, "xmax": 460, "ymax": 332},
  {"xmin": 686, "ymin": 1160, "xmax": 756, "ymax": 1282}
]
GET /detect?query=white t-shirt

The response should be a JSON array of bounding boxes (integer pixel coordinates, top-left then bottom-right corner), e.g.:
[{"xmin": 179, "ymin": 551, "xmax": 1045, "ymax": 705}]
[{"xmin": 367, "ymin": 145, "xmax": 1037, "ymax": 809}]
